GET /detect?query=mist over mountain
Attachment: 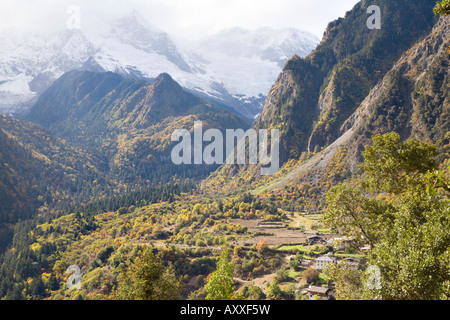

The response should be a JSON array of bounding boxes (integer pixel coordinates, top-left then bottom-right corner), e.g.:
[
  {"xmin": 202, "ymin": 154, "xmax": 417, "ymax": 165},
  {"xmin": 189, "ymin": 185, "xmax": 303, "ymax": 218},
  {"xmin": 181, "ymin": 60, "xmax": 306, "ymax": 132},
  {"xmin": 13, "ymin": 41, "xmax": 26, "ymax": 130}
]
[
  {"xmin": 198, "ymin": 27, "xmax": 319, "ymax": 67},
  {"xmin": 0, "ymin": 10, "xmax": 319, "ymax": 120}
]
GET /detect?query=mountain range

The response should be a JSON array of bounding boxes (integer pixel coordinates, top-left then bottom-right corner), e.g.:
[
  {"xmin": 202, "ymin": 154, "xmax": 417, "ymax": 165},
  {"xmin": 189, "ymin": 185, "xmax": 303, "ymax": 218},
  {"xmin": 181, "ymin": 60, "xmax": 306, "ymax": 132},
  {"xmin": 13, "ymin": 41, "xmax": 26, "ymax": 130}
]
[
  {"xmin": 205, "ymin": 0, "xmax": 449, "ymax": 192},
  {"xmin": 0, "ymin": 69, "xmax": 252, "ymax": 236},
  {"xmin": 1, "ymin": 0, "xmax": 447, "ymax": 221},
  {"xmin": 25, "ymin": 70, "xmax": 249, "ymax": 185},
  {"xmin": 0, "ymin": 10, "xmax": 319, "ymax": 121},
  {"xmin": 0, "ymin": 0, "xmax": 449, "ymax": 301}
]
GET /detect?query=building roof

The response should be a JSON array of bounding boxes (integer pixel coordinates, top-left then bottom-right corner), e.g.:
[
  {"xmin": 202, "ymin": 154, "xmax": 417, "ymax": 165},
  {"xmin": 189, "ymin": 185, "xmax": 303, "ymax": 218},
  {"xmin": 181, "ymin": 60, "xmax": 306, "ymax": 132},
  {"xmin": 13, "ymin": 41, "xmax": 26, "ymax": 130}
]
[
  {"xmin": 305, "ymin": 286, "xmax": 330, "ymax": 295},
  {"xmin": 344, "ymin": 257, "xmax": 359, "ymax": 262},
  {"xmin": 307, "ymin": 235, "xmax": 324, "ymax": 239},
  {"xmin": 315, "ymin": 255, "xmax": 336, "ymax": 263},
  {"xmin": 327, "ymin": 236, "xmax": 354, "ymax": 245}
]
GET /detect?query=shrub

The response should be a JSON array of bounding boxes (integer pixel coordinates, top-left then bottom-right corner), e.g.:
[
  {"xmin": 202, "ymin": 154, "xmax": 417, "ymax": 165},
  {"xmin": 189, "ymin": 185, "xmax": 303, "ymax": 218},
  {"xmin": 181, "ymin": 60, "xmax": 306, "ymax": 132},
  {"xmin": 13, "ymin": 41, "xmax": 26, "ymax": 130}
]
[{"xmin": 303, "ymin": 269, "xmax": 321, "ymax": 285}]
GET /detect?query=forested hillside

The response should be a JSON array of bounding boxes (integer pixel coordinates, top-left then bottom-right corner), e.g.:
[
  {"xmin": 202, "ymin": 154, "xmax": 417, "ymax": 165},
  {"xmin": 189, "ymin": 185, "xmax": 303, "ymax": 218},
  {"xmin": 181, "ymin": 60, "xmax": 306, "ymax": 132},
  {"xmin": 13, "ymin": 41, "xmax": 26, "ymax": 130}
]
[
  {"xmin": 25, "ymin": 71, "xmax": 248, "ymax": 185},
  {"xmin": 0, "ymin": 70, "xmax": 248, "ymax": 258},
  {"xmin": 0, "ymin": 113, "xmax": 115, "ymax": 251}
]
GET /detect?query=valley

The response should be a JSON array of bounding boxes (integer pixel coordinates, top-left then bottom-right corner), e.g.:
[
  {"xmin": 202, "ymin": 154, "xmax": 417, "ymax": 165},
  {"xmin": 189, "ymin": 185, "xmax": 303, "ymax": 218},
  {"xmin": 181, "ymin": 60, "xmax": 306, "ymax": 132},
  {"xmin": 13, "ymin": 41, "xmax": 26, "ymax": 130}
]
[{"xmin": 0, "ymin": 0, "xmax": 449, "ymax": 302}]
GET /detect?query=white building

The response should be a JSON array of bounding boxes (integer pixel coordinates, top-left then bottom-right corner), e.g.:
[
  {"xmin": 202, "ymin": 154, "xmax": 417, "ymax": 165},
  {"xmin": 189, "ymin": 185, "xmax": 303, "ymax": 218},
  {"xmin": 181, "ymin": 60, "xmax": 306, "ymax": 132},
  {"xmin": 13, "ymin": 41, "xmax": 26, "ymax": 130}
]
[{"xmin": 315, "ymin": 254, "xmax": 337, "ymax": 271}]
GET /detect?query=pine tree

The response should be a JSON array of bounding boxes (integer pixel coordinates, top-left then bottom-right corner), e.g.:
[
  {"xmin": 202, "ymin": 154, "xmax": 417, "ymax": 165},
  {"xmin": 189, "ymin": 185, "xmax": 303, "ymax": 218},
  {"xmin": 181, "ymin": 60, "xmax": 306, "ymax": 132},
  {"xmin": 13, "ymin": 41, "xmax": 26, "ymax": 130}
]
[{"xmin": 47, "ymin": 273, "xmax": 60, "ymax": 291}]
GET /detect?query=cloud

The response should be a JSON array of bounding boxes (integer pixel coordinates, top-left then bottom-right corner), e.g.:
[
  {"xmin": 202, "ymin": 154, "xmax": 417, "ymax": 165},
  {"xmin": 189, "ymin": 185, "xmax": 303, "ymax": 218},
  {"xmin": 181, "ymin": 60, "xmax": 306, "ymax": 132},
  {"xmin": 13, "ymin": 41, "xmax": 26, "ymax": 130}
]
[
  {"xmin": 131, "ymin": 0, "xmax": 360, "ymax": 39},
  {"xmin": 0, "ymin": 0, "xmax": 360, "ymax": 39}
]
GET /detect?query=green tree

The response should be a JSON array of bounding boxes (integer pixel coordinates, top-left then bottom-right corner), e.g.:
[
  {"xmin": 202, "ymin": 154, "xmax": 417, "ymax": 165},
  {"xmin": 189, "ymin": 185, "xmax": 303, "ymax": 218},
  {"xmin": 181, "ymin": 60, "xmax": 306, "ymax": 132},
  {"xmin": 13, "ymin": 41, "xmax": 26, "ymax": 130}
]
[
  {"xmin": 266, "ymin": 280, "xmax": 283, "ymax": 300},
  {"xmin": 359, "ymin": 132, "xmax": 438, "ymax": 194},
  {"xmin": 434, "ymin": 0, "xmax": 450, "ymax": 16},
  {"xmin": 205, "ymin": 246, "xmax": 235, "ymax": 300},
  {"xmin": 323, "ymin": 133, "xmax": 450, "ymax": 300},
  {"xmin": 46, "ymin": 273, "xmax": 60, "ymax": 291},
  {"xmin": 29, "ymin": 277, "xmax": 46, "ymax": 299},
  {"xmin": 324, "ymin": 262, "xmax": 363, "ymax": 300},
  {"xmin": 114, "ymin": 249, "xmax": 182, "ymax": 300},
  {"xmin": 247, "ymin": 284, "xmax": 265, "ymax": 300}
]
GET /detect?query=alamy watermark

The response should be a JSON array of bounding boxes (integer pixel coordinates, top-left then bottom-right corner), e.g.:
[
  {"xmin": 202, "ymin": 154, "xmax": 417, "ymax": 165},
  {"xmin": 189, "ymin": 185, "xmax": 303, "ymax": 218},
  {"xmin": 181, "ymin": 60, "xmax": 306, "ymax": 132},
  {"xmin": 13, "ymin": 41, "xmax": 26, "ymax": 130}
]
[
  {"xmin": 171, "ymin": 121, "xmax": 280, "ymax": 176},
  {"xmin": 365, "ymin": 265, "xmax": 382, "ymax": 290},
  {"xmin": 67, "ymin": 5, "xmax": 81, "ymax": 30},
  {"xmin": 66, "ymin": 265, "xmax": 82, "ymax": 290},
  {"xmin": 367, "ymin": 5, "xmax": 381, "ymax": 30}
]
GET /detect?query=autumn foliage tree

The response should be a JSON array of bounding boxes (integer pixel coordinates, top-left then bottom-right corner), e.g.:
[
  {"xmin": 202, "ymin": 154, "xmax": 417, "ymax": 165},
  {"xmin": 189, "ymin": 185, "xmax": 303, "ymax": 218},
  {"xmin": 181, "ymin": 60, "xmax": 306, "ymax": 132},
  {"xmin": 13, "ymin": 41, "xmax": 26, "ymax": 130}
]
[
  {"xmin": 434, "ymin": 0, "xmax": 450, "ymax": 16},
  {"xmin": 205, "ymin": 246, "xmax": 235, "ymax": 300},
  {"xmin": 113, "ymin": 249, "xmax": 182, "ymax": 300},
  {"xmin": 324, "ymin": 133, "xmax": 450, "ymax": 300}
]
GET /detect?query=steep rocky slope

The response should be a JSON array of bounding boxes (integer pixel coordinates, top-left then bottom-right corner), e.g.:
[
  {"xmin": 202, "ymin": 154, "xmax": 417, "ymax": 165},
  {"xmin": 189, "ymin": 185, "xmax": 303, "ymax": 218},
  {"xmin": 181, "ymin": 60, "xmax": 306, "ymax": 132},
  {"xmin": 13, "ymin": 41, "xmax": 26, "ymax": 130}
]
[
  {"xmin": 270, "ymin": 14, "xmax": 449, "ymax": 189},
  {"xmin": 256, "ymin": 0, "xmax": 438, "ymax": 160},
  {"xmin": 203, "ymin": 2, "xmax": 449, "ymax": 193},
  {"xmin": 343, "ymin": 15, "xmax": 450, "ymax": 169}
]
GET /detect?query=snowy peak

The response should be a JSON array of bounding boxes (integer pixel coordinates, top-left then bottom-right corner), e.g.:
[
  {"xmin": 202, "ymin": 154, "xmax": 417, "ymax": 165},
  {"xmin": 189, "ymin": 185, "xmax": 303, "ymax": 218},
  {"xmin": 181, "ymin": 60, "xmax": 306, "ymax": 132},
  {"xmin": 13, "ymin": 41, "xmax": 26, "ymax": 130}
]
[
  {"xmin": 117, "ymin": 10, "xmax": 157, "ymax": 30},
  {"xmin": 197, "ymin": 27, "xmax": 320, "ymax": 67},
  {"xmin": 0, "ymin": 28, "xmax": 98, "ymax": 116},
  {"xmin": 0, "ymin": 12, "xmax": 319, "ymax": 120},
  {"xmin": 104, "ymin": 11, "xmax": 192, "ymax": 72}
]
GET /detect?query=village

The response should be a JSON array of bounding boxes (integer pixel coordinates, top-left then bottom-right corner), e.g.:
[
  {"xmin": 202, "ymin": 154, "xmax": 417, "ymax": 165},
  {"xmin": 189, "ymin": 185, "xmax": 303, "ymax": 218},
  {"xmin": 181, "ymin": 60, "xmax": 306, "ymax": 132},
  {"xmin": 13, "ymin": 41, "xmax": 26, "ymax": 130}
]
[{"xmin": 228, "ymin": 215, "xmax": 369, "ymax": 300}]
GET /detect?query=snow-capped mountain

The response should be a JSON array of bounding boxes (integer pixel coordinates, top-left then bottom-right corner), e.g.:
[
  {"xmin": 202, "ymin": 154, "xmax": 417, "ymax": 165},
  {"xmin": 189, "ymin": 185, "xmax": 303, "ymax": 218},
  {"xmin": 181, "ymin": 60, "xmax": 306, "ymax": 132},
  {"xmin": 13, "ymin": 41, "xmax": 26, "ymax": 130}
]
[
  {"xmin": 188, "ymin": 27, "xmax": 319, "ymax": 118},
  {"xmin": 197, "ymin": 27, "xmax": 319, "ymax": 67},
  {"xmin": 0, "ymin": 11, "xmax": 320, "ymax": 120},
  {"xmin": 0, "ymin": 28, "xmax": 98, "ymax": 116}
]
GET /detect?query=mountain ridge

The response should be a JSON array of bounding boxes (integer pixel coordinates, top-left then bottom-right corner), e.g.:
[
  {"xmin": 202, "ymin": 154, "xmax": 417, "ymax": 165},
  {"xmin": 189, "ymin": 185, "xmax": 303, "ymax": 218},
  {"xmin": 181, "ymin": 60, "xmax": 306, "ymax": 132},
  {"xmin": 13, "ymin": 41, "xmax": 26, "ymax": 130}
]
[
  {"xmin": 25, "ymin": 70, "xmax": 249, "ymax": 186},
  {"xmin": 256, "ymin": 0, "xmax": 438, "ymax": 159},
  {"xmin": 202, "ymin": 0, "xmax": 448, "ymax": 194},
  {"xmin": 0, "ymin": 11, "xmax": 319, "ymax": 120}
]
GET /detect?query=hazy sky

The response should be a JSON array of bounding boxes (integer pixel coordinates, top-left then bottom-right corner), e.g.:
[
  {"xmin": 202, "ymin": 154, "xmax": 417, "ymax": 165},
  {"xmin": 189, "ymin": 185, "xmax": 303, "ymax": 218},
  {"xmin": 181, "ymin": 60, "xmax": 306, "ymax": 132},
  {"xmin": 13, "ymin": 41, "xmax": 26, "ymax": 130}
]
[{"xmin": 0, "ymin": 0, "xmax": 360, "ymax": 39}]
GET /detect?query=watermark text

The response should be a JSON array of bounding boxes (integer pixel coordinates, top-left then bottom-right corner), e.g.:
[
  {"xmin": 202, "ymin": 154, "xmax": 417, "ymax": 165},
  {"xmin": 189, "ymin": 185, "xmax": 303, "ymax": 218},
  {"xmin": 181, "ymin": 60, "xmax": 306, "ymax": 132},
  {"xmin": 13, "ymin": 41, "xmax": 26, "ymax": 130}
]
[{"xmin": 171, "ymin": 122, "xmax": 280, "ymax": 176}]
